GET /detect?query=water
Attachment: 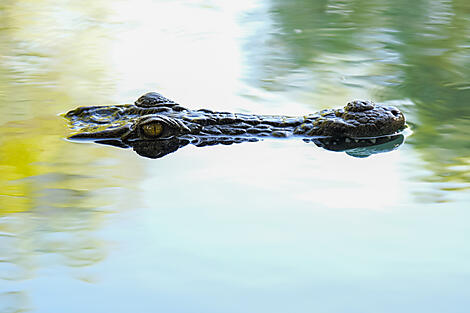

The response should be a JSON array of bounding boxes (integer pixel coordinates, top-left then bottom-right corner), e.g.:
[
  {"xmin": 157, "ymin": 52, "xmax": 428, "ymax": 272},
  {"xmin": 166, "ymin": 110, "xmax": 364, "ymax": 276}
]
[{"xmin": 1, "ymin": 0, "xmax": 469, "ymax": 312}]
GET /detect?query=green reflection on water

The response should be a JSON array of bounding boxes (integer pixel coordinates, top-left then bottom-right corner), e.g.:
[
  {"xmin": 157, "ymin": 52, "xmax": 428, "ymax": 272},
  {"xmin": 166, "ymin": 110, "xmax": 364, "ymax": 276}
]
[{"xmin": 244, "ymin": 0, "xmax": 470, "ymax": 194}]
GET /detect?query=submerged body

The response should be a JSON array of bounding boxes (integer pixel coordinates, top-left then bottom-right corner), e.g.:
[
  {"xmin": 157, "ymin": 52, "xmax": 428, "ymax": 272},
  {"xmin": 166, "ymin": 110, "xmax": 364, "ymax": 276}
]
[{"xmin": 65, "ymin": 92, "xmax": 406, "ymax": 158}]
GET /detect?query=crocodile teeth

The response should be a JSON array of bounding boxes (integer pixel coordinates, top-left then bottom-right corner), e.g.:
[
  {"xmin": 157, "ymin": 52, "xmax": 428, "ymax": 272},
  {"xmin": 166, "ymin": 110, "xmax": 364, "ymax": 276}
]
[
  {"xmin": 354, "ymin": 139, "xmax": 359, "ymax": 143},
  {"xmin": 345, "ymin": 138, "xmax": 351, "ymax": 143},
  {"xmin": 370, "ymin": 138, "xmax": 376, "ymax": 144}
]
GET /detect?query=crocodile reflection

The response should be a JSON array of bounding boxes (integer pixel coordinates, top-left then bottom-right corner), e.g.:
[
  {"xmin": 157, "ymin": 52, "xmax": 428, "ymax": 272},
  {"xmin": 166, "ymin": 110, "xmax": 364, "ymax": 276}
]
[{"xmin": 65, "ymin": 92, "xmax": 406, "ymax": 159}]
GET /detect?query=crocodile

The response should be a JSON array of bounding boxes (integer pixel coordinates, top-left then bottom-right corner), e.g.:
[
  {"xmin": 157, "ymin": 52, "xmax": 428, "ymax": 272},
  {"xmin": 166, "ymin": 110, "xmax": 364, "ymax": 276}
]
[{"xmin": 65, "ymin": 92, "xmax": 406, "ymax": 159}]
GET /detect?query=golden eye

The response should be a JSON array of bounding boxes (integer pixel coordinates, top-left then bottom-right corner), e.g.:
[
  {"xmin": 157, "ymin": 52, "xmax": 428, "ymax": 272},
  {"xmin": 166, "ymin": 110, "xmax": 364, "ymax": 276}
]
[{"xmin": 142, "ymin": 122, "xmax": 163, "ymax": 137}]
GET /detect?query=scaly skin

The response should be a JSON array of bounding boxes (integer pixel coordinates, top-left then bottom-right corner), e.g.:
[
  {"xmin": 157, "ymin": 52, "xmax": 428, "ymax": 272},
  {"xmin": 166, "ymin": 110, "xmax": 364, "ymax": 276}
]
[{"xmin": 65, "ymin": 92, "xmax": 406, "ymax": 158}]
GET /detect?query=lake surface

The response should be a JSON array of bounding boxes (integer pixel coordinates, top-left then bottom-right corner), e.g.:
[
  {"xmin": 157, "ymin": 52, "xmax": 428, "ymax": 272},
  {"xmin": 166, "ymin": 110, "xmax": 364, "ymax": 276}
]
[{"xmin": 1, "ymin": 0, "xmax": 470, "ymax": 312}]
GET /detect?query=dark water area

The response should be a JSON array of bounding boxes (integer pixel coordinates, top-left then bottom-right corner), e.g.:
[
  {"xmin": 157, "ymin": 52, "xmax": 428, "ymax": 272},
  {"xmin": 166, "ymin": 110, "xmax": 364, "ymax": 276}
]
[{"xmin": 1, "ymin": 0, "xmax": 469, "ymax": 312}]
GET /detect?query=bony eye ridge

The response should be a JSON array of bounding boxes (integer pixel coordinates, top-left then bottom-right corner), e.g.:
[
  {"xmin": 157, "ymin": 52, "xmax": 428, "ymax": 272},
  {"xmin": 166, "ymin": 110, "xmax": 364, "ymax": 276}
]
[{"xmin": 142, "ymin": 122, "xmax": 163, "ymax": 137}]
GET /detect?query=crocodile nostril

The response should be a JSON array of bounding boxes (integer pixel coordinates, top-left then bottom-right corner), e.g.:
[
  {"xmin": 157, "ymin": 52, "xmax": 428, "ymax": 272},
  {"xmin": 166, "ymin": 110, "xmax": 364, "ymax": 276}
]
[{"xmin": 391, "ymin": 109, "xmax": 400, "ymax": 117}]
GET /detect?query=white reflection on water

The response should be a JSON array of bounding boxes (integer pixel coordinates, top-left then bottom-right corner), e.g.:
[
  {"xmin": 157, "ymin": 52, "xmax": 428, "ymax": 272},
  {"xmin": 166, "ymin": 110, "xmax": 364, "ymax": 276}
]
[
  {"xmin": 143, "ymin": 140, "xmax": 405, "ymax": 210},
  {"xmin": 108, "ymin": 0, "xmax": 257, "ymax": 112}
]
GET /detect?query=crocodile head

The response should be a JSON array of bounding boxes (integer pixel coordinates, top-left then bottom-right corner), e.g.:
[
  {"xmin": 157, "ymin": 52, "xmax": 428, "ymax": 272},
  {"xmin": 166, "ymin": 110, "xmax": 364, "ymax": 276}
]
[{"xmin": 65, "ymin": 92, "xmax": 407, "ymax": 159}]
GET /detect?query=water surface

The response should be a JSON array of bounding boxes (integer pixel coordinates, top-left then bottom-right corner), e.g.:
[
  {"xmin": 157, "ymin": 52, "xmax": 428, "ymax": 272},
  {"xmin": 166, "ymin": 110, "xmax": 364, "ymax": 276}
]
[{"xmin": 1, "ymin": 0, "xmax": 470, "ymax": 312}]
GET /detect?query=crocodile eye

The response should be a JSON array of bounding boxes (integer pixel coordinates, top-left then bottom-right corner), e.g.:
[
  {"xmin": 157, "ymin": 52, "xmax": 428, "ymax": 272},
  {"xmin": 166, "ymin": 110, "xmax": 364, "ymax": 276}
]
[{"xmin": 142, "ymin": 122, "xmax": 163, "ymax": 137}]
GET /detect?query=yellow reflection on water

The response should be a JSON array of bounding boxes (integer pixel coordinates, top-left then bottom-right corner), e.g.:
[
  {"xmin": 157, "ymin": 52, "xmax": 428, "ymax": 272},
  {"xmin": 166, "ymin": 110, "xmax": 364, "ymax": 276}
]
[{"xmin": 0, "ymin": 2, "xmax": 147, "ymax": 309}]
